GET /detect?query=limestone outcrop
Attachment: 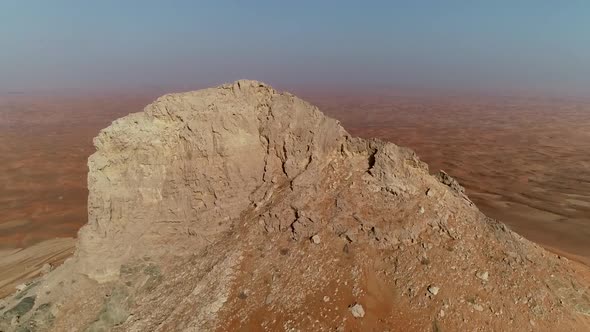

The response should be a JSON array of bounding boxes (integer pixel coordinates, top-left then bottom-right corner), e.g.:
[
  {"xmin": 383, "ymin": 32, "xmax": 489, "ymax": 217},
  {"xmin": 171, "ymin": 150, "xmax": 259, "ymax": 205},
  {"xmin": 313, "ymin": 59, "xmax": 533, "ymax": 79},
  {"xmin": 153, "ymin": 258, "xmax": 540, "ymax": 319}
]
[{"xmin": 1, "ymin": 80, "xmax": 589, "ymax": 331}]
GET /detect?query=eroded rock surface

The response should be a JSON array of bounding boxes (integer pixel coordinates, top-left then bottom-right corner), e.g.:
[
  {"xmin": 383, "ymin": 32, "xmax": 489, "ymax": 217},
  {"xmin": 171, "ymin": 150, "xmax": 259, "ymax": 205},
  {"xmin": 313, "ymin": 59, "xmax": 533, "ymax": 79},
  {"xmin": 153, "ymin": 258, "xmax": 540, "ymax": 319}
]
[{"xmin": 1, "ymin": 80, "xmax": 590, "ymax": 331}]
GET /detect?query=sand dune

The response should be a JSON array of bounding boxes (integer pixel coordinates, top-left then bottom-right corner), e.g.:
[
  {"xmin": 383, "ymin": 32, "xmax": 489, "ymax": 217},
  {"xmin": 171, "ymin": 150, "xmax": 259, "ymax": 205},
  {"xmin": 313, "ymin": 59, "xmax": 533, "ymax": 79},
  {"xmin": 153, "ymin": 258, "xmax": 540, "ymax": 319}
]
[{"xmin": 0, "ymin": 95, "xmax": 154, "ymax": 249}]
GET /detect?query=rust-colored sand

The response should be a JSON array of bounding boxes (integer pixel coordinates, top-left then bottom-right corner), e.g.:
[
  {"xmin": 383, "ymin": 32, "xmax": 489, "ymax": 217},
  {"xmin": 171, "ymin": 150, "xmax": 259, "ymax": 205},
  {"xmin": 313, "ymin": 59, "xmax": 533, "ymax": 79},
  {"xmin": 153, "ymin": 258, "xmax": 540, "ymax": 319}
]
[{"xmin": 0, "ymin": 94, "xmax": 154, "ymax": 249}]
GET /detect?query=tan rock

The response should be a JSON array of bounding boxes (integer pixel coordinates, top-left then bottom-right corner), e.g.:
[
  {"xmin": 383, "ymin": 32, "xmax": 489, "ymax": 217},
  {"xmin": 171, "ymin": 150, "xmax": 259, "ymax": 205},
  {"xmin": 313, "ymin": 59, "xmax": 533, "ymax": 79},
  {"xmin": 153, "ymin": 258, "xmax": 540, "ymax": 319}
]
[{"xmin": 2, "ymin": 80, "xmax": 589, "ymax": 332}]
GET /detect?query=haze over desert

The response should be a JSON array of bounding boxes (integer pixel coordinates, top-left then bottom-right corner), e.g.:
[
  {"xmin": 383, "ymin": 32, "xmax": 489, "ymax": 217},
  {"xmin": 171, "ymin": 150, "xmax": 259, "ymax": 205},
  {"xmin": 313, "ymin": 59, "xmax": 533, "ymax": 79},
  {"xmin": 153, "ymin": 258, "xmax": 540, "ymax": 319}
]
[{"xmin": 2, "ymin": 2, "xmax": 590, "ymax": 331}]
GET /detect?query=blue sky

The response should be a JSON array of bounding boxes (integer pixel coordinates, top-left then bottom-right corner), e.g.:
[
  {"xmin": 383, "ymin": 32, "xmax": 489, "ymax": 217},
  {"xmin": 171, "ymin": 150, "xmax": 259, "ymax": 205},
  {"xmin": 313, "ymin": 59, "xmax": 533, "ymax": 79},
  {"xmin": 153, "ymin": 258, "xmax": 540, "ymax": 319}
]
[{"xmin": 1, "ymin": 1, "xmax": 589, "ymax": 95}]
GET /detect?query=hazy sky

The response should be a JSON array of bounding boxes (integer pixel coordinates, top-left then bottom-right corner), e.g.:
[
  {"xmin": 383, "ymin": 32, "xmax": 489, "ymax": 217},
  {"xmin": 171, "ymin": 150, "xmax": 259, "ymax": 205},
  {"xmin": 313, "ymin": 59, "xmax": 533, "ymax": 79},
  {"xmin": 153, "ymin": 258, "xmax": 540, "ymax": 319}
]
[{"xmin": 1, "ymin": 1, "xmax": 589, "ymax": 96}]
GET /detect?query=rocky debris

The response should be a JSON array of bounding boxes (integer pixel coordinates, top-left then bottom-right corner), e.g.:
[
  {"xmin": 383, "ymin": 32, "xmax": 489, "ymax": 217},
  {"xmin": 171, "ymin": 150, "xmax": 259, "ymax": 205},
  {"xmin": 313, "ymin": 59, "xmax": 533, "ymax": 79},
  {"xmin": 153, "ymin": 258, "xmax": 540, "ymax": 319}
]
[
  {"xmin": 349, "ymin": 303, "xmax": 365, "ymax": 318},
  {"xmin": 436, "ymin": 170, "xmax": 465, "ymax": 195},
  {"xmin": 86, "ymin": 288, "xmax": 129, "ymax": 331},
  {"xmin": 428, "ymin": 285, "xmax": 440, "ymax": 296},
  {"xmin": 311, "ymin": 234, "xmax": 321, "ymax": 244},
  {"xmin": 292, "ymin": 216, "xmax": 317, "ymax": 240},
  {"xmin": 476, "ymin": 270, "xmax": 489, "ymax": 281},
  {"xmin": 436, "ymin": 170, "xmax": 475, "ymax": 205},
  {"xmin": 1, "ymin": 80, "xmax": 590, "ymax": 332},
  {"xmin": 342, "ymin": 231, "xmax": 356, "ymax": 243},
  {"xmin": 40, "ymin": 263, "xmax": 53, "ymax": 275},
  {"xmin": 2, "ymin": 295, "xmax": 37, "ymax": 329},
  {"xmin": 238, "ymin": 290, "xmax": 249, "ymax": 299}
]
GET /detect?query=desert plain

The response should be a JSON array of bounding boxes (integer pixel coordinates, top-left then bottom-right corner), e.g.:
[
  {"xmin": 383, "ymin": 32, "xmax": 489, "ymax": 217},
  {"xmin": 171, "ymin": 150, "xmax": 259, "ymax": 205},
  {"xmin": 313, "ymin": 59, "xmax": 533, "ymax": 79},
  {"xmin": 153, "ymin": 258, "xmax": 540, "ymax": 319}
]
[{"xmin": 1, "ymin": 90, "xmax": 589, "ymax": 297}]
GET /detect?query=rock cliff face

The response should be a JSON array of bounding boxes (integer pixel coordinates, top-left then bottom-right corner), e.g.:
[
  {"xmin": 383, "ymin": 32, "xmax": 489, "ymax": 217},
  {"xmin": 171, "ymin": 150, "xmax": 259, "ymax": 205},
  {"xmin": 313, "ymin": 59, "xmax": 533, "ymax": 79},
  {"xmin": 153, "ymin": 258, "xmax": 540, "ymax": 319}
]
[{"xmin": 2, "ymin": 80, "xmax": 590, "ymax": 331}]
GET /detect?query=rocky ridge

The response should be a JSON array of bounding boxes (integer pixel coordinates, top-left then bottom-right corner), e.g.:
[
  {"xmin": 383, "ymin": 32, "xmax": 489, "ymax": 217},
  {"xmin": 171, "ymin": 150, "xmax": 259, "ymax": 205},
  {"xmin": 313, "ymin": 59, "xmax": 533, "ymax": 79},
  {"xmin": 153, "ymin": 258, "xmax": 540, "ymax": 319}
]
[{"xmin": 1, "ymin": 80, "xmax": 590, "ymax": 331}]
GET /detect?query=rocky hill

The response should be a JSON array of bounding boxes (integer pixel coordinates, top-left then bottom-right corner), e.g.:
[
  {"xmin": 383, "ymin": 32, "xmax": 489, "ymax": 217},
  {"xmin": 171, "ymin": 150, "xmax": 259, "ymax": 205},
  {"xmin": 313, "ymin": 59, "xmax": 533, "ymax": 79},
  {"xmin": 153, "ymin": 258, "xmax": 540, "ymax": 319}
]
[{"xmin": 1, "ymin": 80, "xmax": 589, "ymax": 331}]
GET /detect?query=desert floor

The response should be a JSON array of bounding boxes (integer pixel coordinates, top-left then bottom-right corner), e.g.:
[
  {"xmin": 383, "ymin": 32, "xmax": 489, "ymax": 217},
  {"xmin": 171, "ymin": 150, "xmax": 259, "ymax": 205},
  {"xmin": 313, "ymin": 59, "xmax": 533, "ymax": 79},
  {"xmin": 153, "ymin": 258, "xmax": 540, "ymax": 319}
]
[
  {"xmin": 0, "ymin": 94, "xmax": 152, "ymax": 249},
  {"xmin": 1, "ymin": 91, "xmax": 589, "ymax": 295}
]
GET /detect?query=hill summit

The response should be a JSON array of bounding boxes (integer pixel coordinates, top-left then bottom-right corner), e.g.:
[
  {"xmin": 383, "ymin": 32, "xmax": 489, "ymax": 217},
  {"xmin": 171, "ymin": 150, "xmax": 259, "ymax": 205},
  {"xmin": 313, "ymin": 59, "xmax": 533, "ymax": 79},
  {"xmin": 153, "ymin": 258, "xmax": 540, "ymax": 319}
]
[{"xmin": 1, "ymin": 80, "xmax": 589, "ymax": 331}]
